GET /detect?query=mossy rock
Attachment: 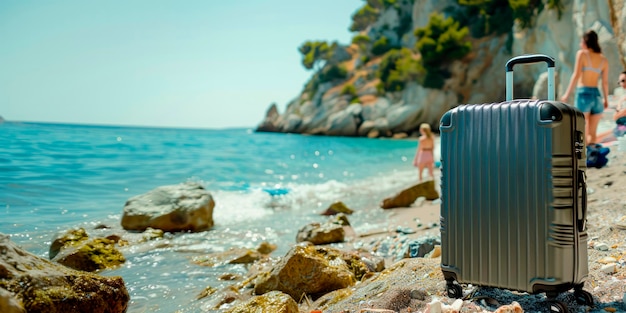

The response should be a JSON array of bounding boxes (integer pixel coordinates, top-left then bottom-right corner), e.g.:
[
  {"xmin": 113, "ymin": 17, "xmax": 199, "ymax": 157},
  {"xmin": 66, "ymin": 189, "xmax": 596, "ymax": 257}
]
[
  {"xmin": 49, "ymin": 228, "xmax": 89, "ymax": 259},
  {"xmin": 224, "ymin": 291, "xmax": 299, "ymax": 313},
  {"xmin": 51, "ymin": 238, "xmax": 126, "ymax": 272}
]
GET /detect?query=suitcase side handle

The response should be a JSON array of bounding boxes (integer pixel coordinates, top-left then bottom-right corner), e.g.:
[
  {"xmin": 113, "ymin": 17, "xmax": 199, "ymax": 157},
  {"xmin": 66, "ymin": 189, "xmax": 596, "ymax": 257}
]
[
  {"xmin": 577, "ymin": 169, "xmax": 587, "ymax": 232},
  {"xmin": 505, "ymin": 54, "xmax": 556, "ymax": 101}
]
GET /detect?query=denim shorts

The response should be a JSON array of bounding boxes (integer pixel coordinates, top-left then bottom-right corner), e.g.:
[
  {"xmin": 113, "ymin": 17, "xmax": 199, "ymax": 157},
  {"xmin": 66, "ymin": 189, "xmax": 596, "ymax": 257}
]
[{"xmin": 575, "ymin": 87, "xmax": 603, "ymax": 114}]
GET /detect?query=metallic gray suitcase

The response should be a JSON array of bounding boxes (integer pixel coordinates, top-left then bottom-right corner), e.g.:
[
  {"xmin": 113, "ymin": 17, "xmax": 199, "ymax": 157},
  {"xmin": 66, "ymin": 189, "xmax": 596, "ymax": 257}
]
[{"xmin": 439, "ymin": 55, "xmax": 593, "ymax": 312}]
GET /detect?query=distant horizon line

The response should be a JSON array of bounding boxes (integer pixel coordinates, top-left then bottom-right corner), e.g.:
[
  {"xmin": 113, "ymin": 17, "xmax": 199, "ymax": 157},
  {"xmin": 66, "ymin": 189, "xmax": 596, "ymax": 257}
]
[{"xmin": 0, "ymin": 118, "xmax": 255, "ymax": 131}]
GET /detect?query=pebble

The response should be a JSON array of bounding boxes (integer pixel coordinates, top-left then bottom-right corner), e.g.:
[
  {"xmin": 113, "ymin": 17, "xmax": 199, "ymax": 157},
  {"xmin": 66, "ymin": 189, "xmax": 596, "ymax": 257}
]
[
  {"xmin": 396, "ymin": 226, "xmax": 416, "ymax": 234},
  {"xmin": 410, "ymin": 288, "xmax": 428, "ymax": 300},
  {"xmin": 427, "ymin": 245, "xmax": 441, "ymax": 258},
  {"xmin": 414, "ymin": 196, "xmax": 426, "ymax": 206},
  {"xmin": 599, "ymin": 257, "xmax": 618, "ymax": 264},
  {"xmin": 596, "ymin": 243, "xmax": 610, "ymax": 251},
  {"xmin": 425, "ymin": 299, "xmax": 442, "ymax": 313},
  {"xmin": 601, "ymin": 263, "xmax": 618, "ymax": 274},
  {"xmin": 450, "ymin": 299, "xmax": 463, "ymax": 312}
]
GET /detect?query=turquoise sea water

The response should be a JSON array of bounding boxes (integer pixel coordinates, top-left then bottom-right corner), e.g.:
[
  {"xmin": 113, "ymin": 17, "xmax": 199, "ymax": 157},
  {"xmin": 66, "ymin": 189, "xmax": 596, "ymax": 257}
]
[{"xmin": 0, "ymin": 121, "xmax": 422, "ymax": 312}]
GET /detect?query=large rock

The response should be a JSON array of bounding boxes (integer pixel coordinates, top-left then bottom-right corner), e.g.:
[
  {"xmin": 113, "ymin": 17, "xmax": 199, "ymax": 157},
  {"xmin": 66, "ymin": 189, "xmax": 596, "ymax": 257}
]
[
  {"xmin": 51, "ymin": 237, "xmax": 126, "ymax": 272},
  {"xmin": 310, "ymin": 258, "xmax": 443, "ymax": 312},
  {"xmin": 253, "ymin": 246, "xmax": 362, "ymax": 300},
  {"xmin": 256, "ymin": 103, "xmax": 282, "ymax": 132},
  {"xmin": 361, "ymin": 97, "xmax": 391, "ymax": 121},
  {"xmin": 369, "ymin": 6, "xmax": 401, "ymax": 47},
  {"xmin": 224, "ymin": 291, "xmax": 299, "ymax": 313},
  {"xmin": 192, "ymin": 248, "xmax": 262, "ymax": 267},
  {"xmin": 49, "ymin": 227, "xmax": 89, "ymax": 259},
  {"xmin": 0, "ymin": 287, "xmax": 24, "ymax": 313},
  {"xmin": 323, "ymin": 104, "xmax": 361, "ymax": 136},
  {"xmin": 49, "ymin": 228, "xmax": 126, "ymax": 272},
  {"xmin": 0, "ymin": 234, "xmax": 129, "ymax": 313},
  {"xmin": 393, "ymin": 82, "xmax": 459, "ymax": 132},
  {"xmin": 320, "ymin": 201, "xmax": 354, "ymax": 216},
  {"xmin": 380, "ymin": 180, "xmax": 440, "ymax": 209},
  {"xmin": 295, "ymin": 222, "xmax": 345, "ymax": 245},
  {"xmin": 121, "ymin": 182, "xmax": 214, "ymax": 232}
]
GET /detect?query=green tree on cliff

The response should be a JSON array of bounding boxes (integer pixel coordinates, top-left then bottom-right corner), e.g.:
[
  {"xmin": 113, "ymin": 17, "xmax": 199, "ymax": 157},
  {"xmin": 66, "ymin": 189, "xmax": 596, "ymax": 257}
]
[
  {"xmin": 371, "ymin": 36, "xmax": 395, "ymax": 56},
  {"xmin": 454, "ymin": 0, "xmax": 564, "ymax": 36},
  {"xmin": 349, "ymin": 0, "xmax": 401, "ymax": 32},
  {"xmin": 298, "ymin": 41, "xmax": 332, "ymax": 70},
  {"xmin": 366, "ymin": 0, "xmax": 398, "ymax": 10},
  {"xmin": 352, "ymin": 34, "xmax": 371, "ymax": 51},
  {"xmin": 413, "ymin": 12, "xmax": 471, "ymax": 88},
  {"xmin": 509, "ymin": 0, "xmax": 564, "ymax": 27},
  {"xmin": 377, "ymin": 48, "xmax": 424, "ymax": 92},
  {"xmin": 415, "ymin": 12, "xmax": 471, "ymax": 68},
  {"xmin": 350, "ymin": 4, "xmax": 379, "ymax": 32}
]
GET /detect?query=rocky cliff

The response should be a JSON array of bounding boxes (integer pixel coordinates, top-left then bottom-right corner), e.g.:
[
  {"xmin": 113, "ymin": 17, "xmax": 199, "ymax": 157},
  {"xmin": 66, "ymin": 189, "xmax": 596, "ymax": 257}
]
[{"xmin": 257, "ymin": 0, "xmax": 626, "ymax": 138}]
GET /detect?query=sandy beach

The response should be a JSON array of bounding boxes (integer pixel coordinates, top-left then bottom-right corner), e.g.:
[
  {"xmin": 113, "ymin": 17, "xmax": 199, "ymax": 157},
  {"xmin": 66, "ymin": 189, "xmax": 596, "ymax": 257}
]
[{"xmin": 344, "ymin": 131, "xmax": 626, "ymax": 313}]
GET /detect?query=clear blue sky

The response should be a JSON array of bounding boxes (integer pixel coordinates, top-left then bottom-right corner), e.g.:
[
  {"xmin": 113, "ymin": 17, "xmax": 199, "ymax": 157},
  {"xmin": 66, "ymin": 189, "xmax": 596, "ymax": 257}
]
[{"xmin": 0, "ymin": 0, "xmax": 362, "ymax": 129}]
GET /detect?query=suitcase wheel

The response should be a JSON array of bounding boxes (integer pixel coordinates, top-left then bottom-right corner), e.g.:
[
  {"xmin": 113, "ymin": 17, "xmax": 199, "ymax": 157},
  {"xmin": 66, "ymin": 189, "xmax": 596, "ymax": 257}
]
[
  {"xmin": 445, "ymin": 281, "xmax": 463, "ymax": 299},
  {"xmin": 547, "ymin": 300, "xmax": 568, "ymax": 313},
  {"xmin": 574, "ymin": 289, "xmax": 594, "ymax": 306}
]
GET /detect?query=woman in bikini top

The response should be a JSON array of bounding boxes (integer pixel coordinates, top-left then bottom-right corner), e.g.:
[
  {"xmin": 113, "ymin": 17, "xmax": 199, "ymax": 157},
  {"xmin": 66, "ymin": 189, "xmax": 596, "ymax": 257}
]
[{"xmin": 560, "ymin": 30, "xmax": 609, "ymax": 145}]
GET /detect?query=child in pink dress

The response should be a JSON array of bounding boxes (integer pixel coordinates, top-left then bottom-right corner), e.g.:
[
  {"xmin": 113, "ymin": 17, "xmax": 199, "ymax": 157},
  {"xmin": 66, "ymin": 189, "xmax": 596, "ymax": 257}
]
[{"xmin": 413, "ymin": 123, "xmax": 435, "ymax": 182}]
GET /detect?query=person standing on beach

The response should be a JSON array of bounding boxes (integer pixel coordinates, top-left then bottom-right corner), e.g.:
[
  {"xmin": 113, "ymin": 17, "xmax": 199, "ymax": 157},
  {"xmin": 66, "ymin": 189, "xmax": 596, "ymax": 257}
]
[
  {"xmin": 560, "ymin": 30, "xmax": 609, "ymax": 145},
  {"xmin": 413, "ymin": 123, "xmax": 434, "ymax": 182}
]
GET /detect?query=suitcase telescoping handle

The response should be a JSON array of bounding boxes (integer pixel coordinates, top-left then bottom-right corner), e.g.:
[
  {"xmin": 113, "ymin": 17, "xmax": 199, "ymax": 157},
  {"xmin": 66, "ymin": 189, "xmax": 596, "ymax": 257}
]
[{"xmin": 505, "ymin": 54, "xmax": 556, "ymax": 101}]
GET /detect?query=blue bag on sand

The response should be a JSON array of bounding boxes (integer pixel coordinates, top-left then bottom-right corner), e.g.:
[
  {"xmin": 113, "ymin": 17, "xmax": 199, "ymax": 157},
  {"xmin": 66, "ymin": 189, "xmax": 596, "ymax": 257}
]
[{"xmin": 587, "ymin": 144, "xmax": 610, "ymax": 168}]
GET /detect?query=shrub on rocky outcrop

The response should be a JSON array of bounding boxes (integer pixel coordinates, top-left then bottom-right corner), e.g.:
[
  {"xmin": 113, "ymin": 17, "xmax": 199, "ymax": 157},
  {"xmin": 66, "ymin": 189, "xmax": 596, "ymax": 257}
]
[
  {"xmin": 350, "ymin": 0, "xmax": 400, "ymax": 33},
  {"xmin": 298, "ymin": 41, "xmax": 331, "ymax": 70},
  {"xmin": 452, "ymin": 0, "xmax": 564, "ymax": 38},
  {"xmin": 371, "ymin": 36, "xmax": 394, "ymax": 56},
  {"xmin": 414, "ymin": 12, "xmax": 471, "ymax": 89},
  {"xmin": 340, "ymin": 84, "xmax": 357, "ymax": 98},
  {"xmin": 414, "ymin": 12, "xmax": 471, "ymax": 68},
  {"xmin": 318, "ymin": 64, "xmax": 348, "ymax": 83},
  {"xmin": 350, "ymin": 4, "xmax": 379, "ymax": 32},
  {"xmin": 351, "ymin": 34, "xmax": 371, "ymax": 52},
  {"xmin": 377, "ymin": 48, "xmax": 424, "ymax": 92}
]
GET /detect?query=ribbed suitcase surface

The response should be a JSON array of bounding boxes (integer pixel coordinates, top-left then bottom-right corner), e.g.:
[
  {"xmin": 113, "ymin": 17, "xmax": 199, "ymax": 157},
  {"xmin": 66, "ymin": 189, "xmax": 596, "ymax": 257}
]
[
  {"xmin": 439, "ymin": 99, "xmax": 588, "ymax": 294},
  {"xmin": 438, "ymin": 55, "xmax": 593, "ymax": 310}
]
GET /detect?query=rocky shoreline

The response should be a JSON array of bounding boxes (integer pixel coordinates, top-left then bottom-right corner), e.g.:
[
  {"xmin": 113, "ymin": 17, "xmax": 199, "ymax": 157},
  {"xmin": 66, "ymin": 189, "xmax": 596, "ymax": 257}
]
[
  {"xmin": 2, "ymin": 143, "xmax": 626, "ymax": 313},
  {"xmin": 255, "ymin": 1, "xmax": 626, "ymax": 140}
]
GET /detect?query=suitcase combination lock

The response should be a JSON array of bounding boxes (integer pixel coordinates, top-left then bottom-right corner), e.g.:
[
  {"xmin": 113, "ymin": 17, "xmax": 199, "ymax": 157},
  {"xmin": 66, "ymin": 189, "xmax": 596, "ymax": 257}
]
[{"xmin": 575, "ymin": 131, "xmax": 585, "ymax": 159}]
